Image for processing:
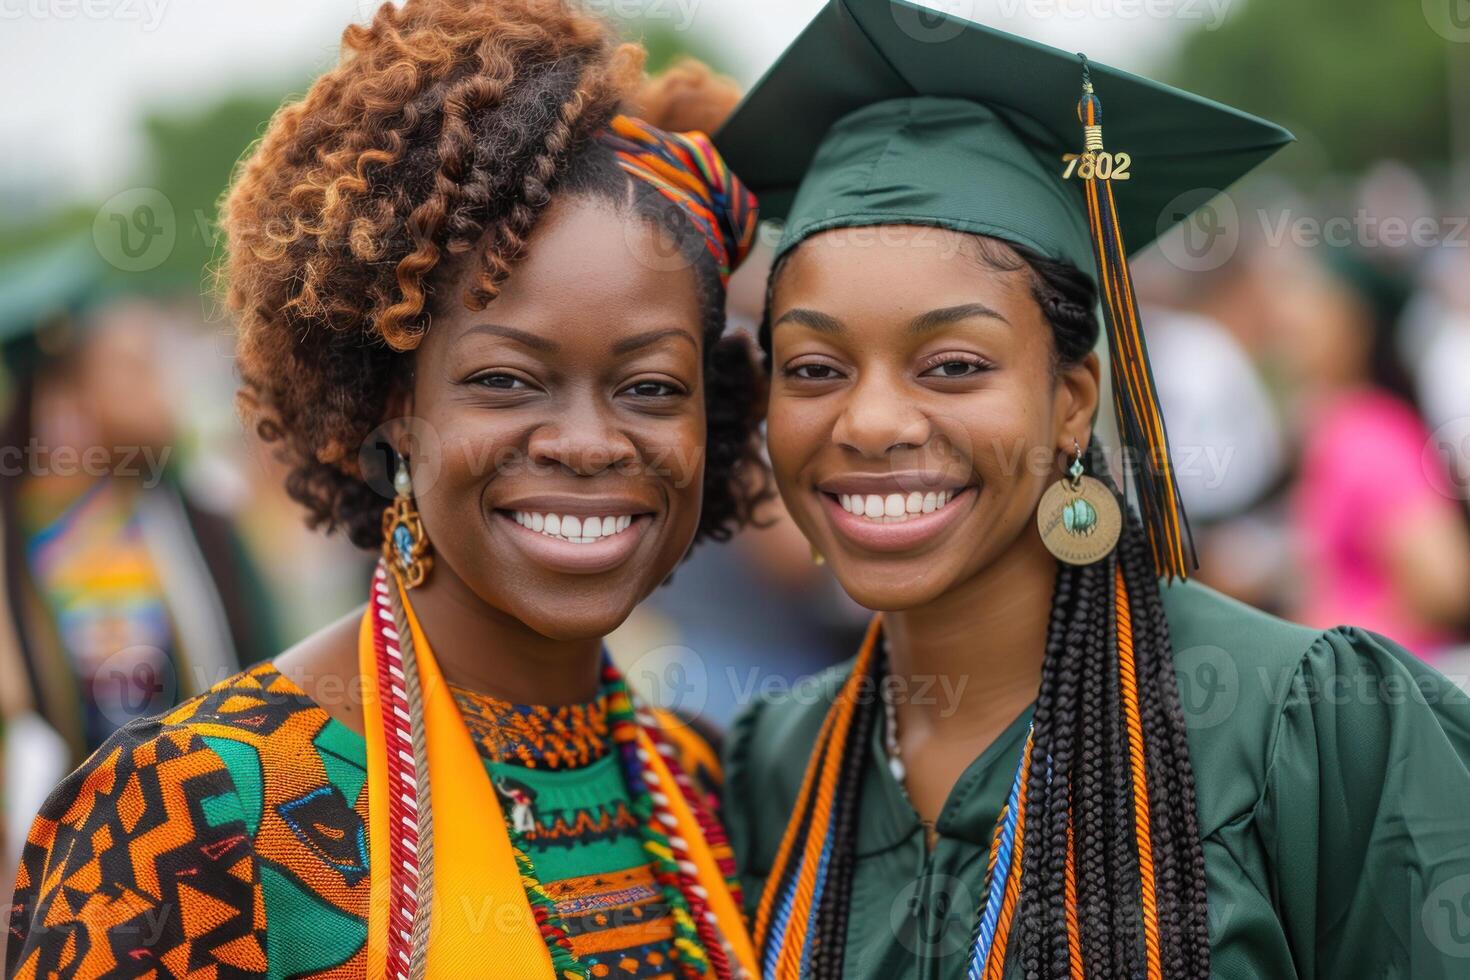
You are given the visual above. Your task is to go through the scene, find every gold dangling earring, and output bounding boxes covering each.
[382,453,433,588]
[811,543,826,566]
[1037,438,1121,565]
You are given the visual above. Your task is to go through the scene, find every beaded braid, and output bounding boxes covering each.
[506,830,587,978]
[603,672,721,980]
[626,703,741,980]
[636,707,745,909]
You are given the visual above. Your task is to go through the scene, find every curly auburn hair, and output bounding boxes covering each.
[222,0,766,550]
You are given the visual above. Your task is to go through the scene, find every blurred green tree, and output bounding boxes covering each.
[139,92,292,293]
[1165,0,1455,178]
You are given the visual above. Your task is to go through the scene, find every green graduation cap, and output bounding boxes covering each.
[715,0,1293,579]
[0,235,110,372]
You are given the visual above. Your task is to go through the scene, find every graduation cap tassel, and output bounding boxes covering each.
[1075,57,1197,582]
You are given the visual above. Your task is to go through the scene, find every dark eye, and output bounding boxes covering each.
[791,363,842,381]
[921,358,988,379]
[625,379,680,398]
[471,372,529,390]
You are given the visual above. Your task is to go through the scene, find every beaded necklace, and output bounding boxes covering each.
[370,565,739,979]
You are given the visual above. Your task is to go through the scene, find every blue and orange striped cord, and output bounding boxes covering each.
[756,617,882,977]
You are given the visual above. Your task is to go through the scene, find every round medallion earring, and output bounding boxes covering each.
[1036,439,1121,565]
[382,453,433,588]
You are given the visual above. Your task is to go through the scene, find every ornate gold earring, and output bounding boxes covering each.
[1037,439,1121,565]
[382,453,432,588]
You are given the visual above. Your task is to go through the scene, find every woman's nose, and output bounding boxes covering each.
[831,374,933,458]
[526,394,638,476]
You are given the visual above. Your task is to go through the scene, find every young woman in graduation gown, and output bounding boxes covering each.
[714,1,1470,978]
[6,1,765,976]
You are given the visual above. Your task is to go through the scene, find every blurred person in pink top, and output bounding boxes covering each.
[1276,244,1470,657]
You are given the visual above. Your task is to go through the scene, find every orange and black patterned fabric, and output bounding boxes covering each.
[7,662,726,979]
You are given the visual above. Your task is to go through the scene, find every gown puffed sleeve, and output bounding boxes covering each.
[1256,626,1470,980]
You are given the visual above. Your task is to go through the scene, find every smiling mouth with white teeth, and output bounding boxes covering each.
[510,511,636,545]
[834,490,960,523]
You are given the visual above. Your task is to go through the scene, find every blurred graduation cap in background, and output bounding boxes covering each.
[0,235,111,375]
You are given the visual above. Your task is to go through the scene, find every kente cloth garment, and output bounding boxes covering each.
[7,662,726,979]
[723,580,1470,980]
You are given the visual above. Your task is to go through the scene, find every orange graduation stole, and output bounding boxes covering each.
[358,563,757,979]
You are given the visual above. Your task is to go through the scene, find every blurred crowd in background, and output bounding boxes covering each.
[3,0,1470,887]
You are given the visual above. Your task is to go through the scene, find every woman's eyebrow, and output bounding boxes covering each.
[465,323,558,352]
[611,327,699,356]
[772,308,845,333]
[908,302,1010,334]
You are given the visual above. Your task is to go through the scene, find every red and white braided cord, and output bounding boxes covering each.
[371,565,420,980]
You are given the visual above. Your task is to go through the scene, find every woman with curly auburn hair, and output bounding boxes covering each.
[6,1,764,977]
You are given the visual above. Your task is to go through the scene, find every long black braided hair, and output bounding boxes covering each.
[757,233,1211,979]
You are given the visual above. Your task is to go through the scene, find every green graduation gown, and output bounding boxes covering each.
[722,581,1470,978]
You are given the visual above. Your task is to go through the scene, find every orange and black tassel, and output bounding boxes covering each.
[1076,55,1196,581]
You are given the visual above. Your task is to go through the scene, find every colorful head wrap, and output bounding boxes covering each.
[598,115,759,286]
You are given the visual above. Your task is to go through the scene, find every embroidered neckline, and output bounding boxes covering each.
[451,684,612,770]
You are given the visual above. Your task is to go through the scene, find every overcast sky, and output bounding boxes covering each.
[0,0,1201,205]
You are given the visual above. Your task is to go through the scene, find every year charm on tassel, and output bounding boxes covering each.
[1061,150,1131,180]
